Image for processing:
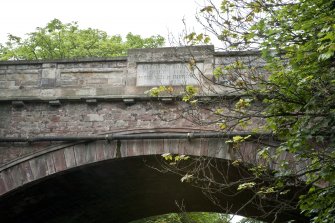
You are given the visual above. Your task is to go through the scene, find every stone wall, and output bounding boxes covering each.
[0,100,226,165]
[0,45,265,100]
[0,45,264,166]
[0,45,215,100]
[0,101,210,138]
[0,59,127,100]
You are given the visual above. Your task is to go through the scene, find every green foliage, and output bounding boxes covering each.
[145,86,174,97]
[213,66,224,79]
[235,98,252,110]
[162,153,190,166]
[182,85,198,103]
[188,0,335,221]
[185,32,211,45]
[237,182,256,191]
[130,212,230,223]
[255,2,335,220]
[0,19,164,60]
[226,135,251,144]
[218,121,227,130]
[238,218,263,223]
[299,184,335,223]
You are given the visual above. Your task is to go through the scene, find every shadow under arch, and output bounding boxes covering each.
[0,155,308,223]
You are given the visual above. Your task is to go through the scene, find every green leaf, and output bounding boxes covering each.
[237,182,256,191]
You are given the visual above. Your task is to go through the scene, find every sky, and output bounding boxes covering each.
[0,0,209,45]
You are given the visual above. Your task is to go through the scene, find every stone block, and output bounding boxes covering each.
[96,87,123,96]
[87,78,108,85]
[49,100,61,106]
[40,78,56,88]
[42,63,57,69]
[57,64,66,69]
[161,98,173,103]
[86,114,104,122]
[135,62,204,87]
[86,99,98,104]
[63,147,77,169]
[0,74,6,81]
[85,62,103,68]
[116,62,127,67]
[0,105,11,128]
[126,77,136,86]
[0,81,7,89]
[61,68,124,73]
[29,156,48,180]
[123,98,135,106]
[75,88,96,96]
[106,74,124,86]
[42,68,57,79]
[52,150,67,172]
[124,86,149,95]
[60,89,76,97]
[7,81,16,89]
[58,79,78,86]
[40,89,57,97]
[20,80,39,87]
[6,73,38,81]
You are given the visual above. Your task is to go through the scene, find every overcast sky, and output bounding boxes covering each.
[0,0,210,45]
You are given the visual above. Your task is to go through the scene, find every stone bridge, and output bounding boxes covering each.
[0,46,306,222]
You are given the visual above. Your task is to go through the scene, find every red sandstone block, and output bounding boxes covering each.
[0,172,8,195]
[73,144,88,166]
[52,150,67,172]
[95,141,108,161]
[8,165,24,188]
[85,143,97,163]
[29,156,48,180]
[164,139,179,154]
[142,140,151,155]
[44,153,56,175]
[63,147,77,169]
[126,140,144,157]
[2,169,14,192]
[200,139,209,156]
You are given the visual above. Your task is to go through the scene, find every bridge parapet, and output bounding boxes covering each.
[0,46,215,100]
[0,45,264,101]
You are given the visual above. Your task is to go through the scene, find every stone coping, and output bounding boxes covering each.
[0,45,262,66]
[214,50,261,56]
[0,57,127,65]
[0,94,245,103]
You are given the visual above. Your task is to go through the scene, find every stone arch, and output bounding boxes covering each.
[0,134,233,196]
[0,129,307,222]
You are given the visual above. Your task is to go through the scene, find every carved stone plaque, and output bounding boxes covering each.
[136,63,203,86]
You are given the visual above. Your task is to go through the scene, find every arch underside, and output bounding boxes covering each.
[0,155,306,223]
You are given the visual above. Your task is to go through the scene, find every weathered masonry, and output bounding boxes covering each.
[0,46,305,223]
[0,46,214,99]
[0,45,267,164]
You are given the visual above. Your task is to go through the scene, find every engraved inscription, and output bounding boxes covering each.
[136,63,203,86]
